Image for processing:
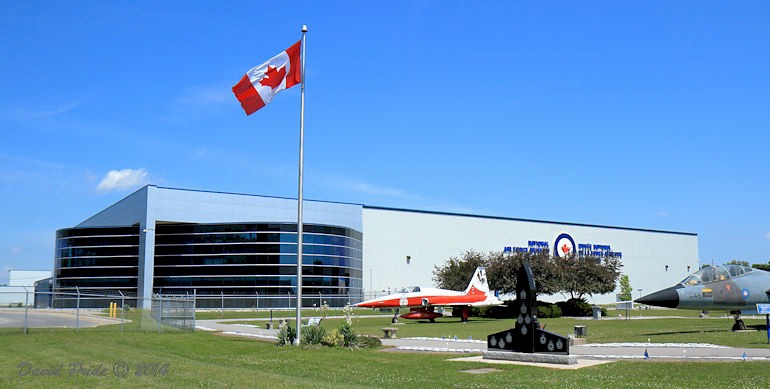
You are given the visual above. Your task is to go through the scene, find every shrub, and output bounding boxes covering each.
[470,301,515,319]
[556,298,593,317]
[357,335,381,348]
[277,325,296,346]
[340,322,358,349]
[301,325,326,346]
[472,300,565,319]
[537,302,562,318]
[322,328,343,347]
[552,304,563,318]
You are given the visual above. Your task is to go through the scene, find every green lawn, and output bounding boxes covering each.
[2,309,770,388]
[3,329,770,389]
[228,311,770,349]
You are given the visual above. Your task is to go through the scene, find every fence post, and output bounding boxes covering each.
[157,293,162,334]
[221,291,224,318]
[255,291,259,312]
[119,291,125,333]
[22,287,29,335]
[288,292,291,309]
[75,286,80,333]
[319,292,322,309]
[193,289,197,331]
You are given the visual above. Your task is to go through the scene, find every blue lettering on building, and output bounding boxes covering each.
[506,240,621,258]
[503,240,551,254]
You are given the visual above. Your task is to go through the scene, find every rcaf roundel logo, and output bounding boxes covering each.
[554,233,576,258]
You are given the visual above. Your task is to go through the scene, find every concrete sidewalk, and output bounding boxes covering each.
[572,342,770,362]
[196,319,280,341]
[197,319,770,362]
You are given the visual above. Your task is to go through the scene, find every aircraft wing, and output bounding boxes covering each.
[433,298,503,307]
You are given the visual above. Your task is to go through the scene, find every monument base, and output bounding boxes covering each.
[570,337,586,346]
[483,350,578,365]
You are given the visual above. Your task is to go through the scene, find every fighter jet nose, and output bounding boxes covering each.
[635,286,680,308]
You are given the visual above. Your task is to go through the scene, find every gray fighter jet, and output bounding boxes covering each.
[635,264,770,330]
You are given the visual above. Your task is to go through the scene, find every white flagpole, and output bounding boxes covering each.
[294,25,307,346]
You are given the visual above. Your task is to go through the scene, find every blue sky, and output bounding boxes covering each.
[2,1,769,283]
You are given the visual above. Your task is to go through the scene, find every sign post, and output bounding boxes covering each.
[757,304,770,344]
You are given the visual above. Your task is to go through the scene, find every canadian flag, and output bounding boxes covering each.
[232,40,301,115]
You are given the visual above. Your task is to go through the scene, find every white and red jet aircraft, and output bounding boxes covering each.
[356,267,502,322]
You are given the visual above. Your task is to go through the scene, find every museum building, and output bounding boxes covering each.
[53,185,699,308]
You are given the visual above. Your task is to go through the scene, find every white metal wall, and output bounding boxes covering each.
[362,207,699,304]
[9,270,51,287]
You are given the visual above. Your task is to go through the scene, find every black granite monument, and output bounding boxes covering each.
[487,262,570,354]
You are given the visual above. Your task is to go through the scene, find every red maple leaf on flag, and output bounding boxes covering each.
[259,65,287,89]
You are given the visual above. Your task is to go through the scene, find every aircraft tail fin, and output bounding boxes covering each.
[464,267,491,296]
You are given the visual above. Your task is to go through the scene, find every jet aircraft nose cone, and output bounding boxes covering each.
[635,286,680,308]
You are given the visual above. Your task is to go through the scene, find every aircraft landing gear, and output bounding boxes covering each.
[731,311,747,331]
[459,306,470,322]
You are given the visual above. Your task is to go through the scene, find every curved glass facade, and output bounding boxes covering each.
[55,226,140,291]
[54,222,363,307]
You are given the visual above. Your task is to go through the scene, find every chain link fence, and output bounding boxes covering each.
[150,293,196,332]
[1,288,371,335]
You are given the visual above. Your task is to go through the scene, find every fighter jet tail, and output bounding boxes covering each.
[464,267,491,296]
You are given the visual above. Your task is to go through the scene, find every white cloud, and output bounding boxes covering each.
[766,232,770,241]
[97,168,149,192]
[324,176,419,199]
[350,182,414,198]
[13,101,80,119]
[9,247,21,255]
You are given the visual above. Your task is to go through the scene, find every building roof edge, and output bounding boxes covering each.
[362,205,698,237]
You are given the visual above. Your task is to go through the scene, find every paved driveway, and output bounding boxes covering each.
[0,309,123,328]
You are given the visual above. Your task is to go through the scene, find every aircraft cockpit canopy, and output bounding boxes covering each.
[680,265,753,286]
[400,286,421,293]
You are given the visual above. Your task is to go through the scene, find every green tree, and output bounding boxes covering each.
[486,251,560,295]
[432,250,558,295]
[617,274,632,301]
[431,250,488,290]
[752,261,770,271]
[727,259,750,267]
[554,254,622,300]
[433,250,621,299]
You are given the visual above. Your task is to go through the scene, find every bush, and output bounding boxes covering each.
[470,301,515,319]
[322,328,343,347]
[301,325,326,346]
[340,322,358,348]
[472,300,564,319]
[277,325,296,346]
[537,302,562,318]
[556,298,593,317]
[357,335,381,348]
